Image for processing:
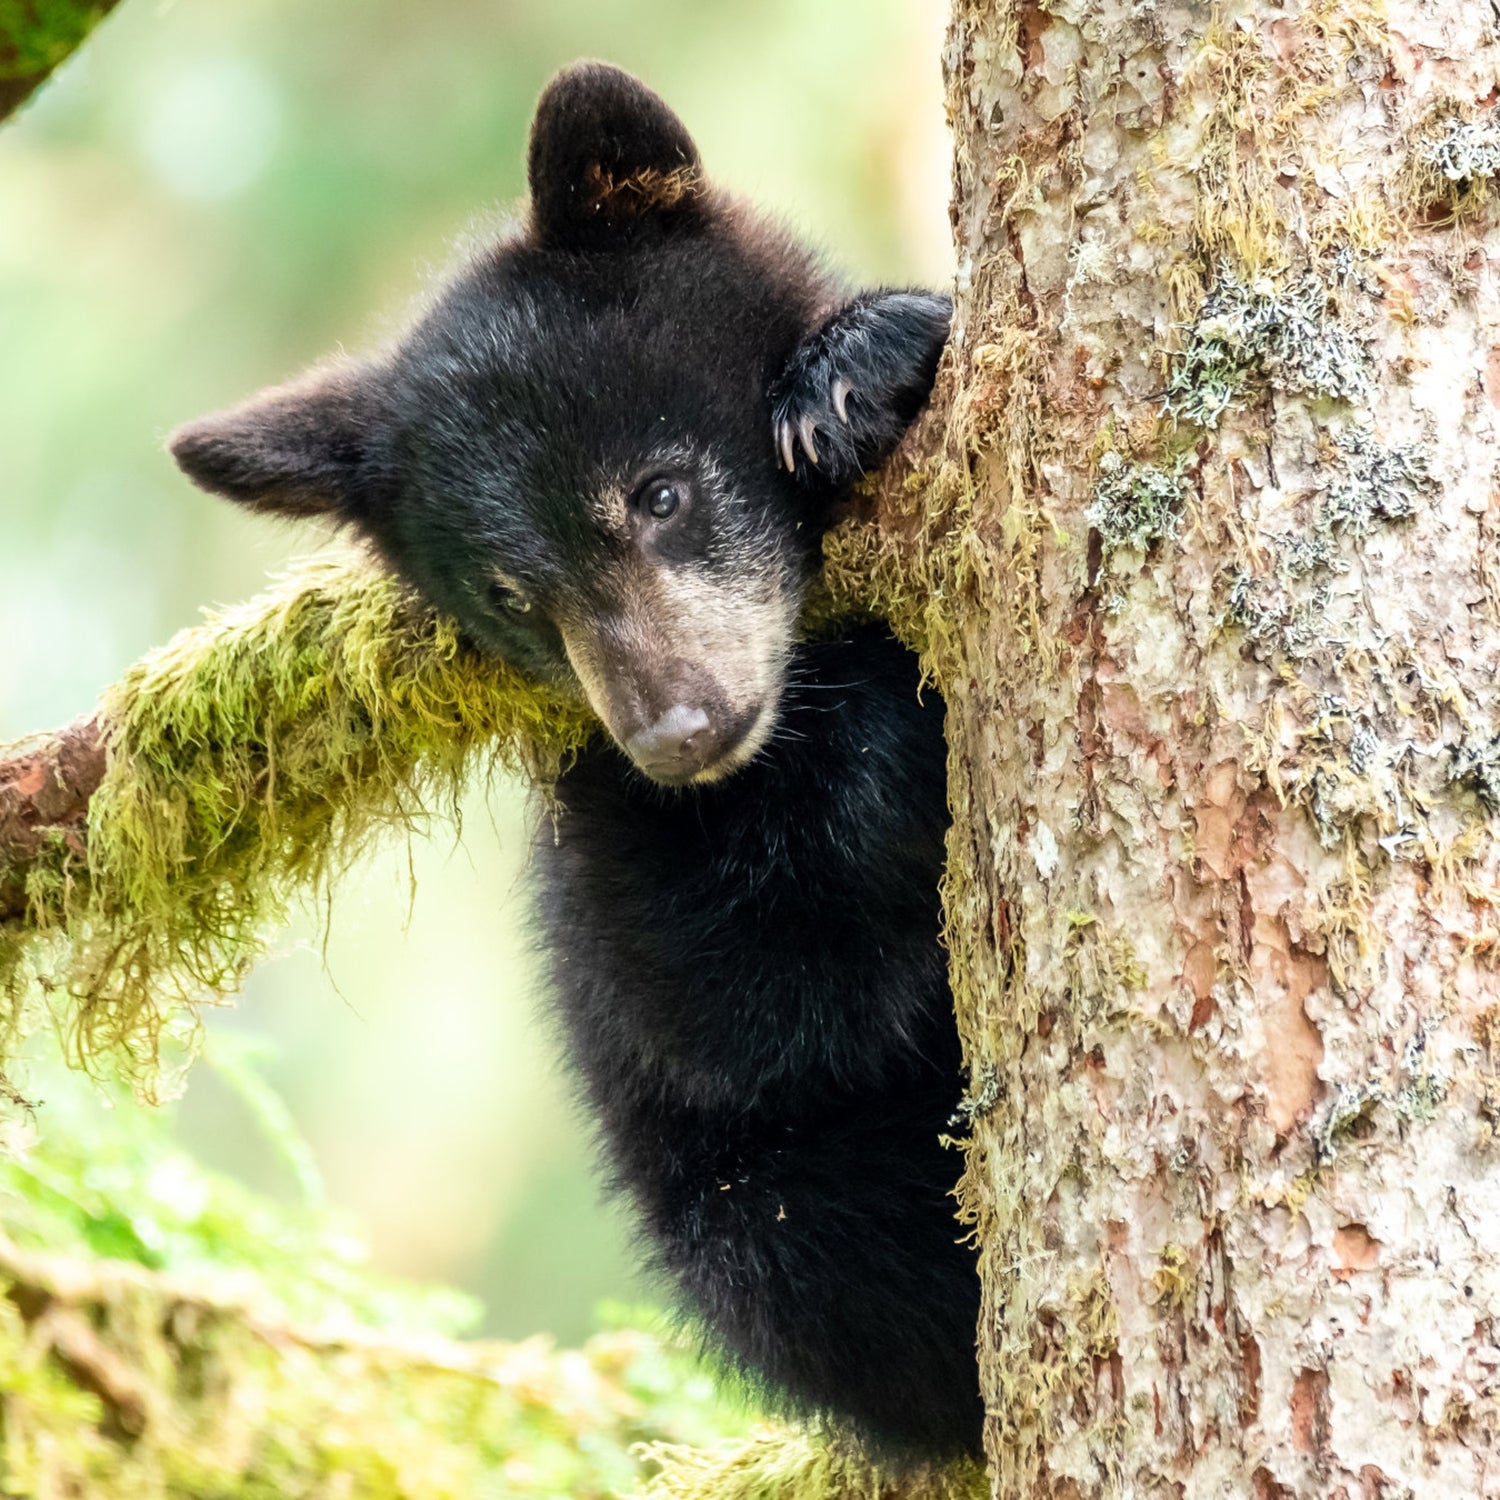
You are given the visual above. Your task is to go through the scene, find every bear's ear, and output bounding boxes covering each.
[168,361,389,522]
[527,62,708,252]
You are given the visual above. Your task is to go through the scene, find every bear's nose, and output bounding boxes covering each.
[625,704,714,780]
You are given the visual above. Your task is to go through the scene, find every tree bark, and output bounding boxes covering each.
[9,3,1500,1495]
[838,1,1500,1494]
[0,720,104,922]
[0,1,124,123]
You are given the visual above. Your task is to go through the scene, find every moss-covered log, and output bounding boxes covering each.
[0,0,124,122]
[0,1066,988,1500]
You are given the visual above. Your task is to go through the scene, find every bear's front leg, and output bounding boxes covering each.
[769,290,951,486]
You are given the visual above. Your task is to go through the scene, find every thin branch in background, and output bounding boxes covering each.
[0,1,126,124]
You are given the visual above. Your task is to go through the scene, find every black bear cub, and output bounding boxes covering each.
[170,62,977,1461]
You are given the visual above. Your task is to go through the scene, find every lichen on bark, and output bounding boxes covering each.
[834,0,1500,1494]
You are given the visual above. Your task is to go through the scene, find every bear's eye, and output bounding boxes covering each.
[487,579,533,616]
[643,480,683,521]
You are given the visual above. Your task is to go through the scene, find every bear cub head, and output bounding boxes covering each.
[170,63,948,785]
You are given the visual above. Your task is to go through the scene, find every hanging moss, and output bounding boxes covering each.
[0,553,595,1102]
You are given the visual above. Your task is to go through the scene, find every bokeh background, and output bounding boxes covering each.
[0,0,952,1343]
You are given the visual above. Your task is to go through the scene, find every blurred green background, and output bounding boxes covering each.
[0,0,951,1344]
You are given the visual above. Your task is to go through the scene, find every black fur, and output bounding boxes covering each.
[771,292,953,486]
[169,61,974,1461]
[539,629,981,1457]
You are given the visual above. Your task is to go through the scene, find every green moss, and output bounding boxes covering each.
[1,554,595,1101]
[635,1432,986,1500]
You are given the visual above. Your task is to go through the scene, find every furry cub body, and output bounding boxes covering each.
[171,62,977,1460]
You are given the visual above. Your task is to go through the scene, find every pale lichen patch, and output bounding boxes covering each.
[1412,110,1500,203]
[1222,569,1335,659]
[1319,425,1435,537]
[1087,451,1193,568]
[1163,269,1373,430]
[1309,1022,1453,1167]
[1218,423,1433,667]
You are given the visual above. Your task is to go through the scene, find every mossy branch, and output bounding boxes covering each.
[0,1220,981,1499]
[0,553,595,1099]
[0,1226,707,1498]
[0,0,124,122]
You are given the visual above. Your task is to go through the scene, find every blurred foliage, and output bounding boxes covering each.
[0,1063,761,1499]
[0,1066,985,1498]
[0,1061,478,1334]
[0,0,950,1343]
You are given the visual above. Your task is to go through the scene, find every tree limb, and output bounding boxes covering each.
[0,1,125,123]
[0,718,104,922]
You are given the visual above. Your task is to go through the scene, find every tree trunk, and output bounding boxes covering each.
[840,1,1500,1494]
